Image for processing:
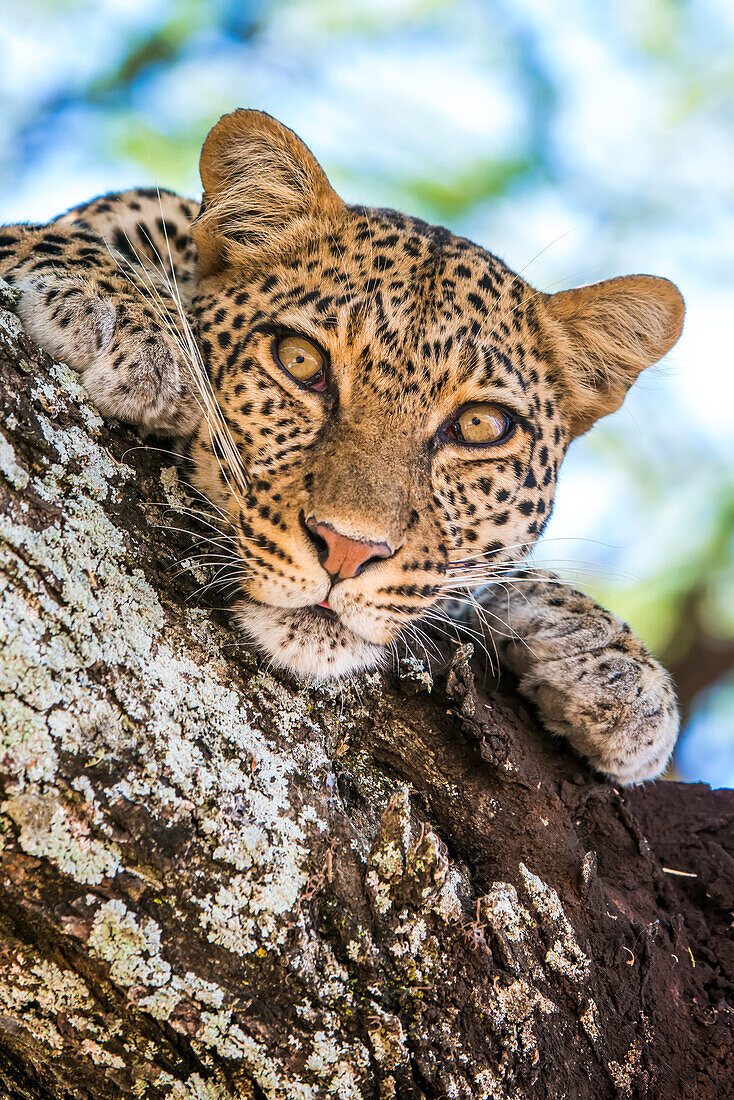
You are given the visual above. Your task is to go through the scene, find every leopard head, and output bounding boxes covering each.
[188,109,684,680]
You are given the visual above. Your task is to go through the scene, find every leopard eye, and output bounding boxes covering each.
[448,404,513,446]
[276,334,327,390]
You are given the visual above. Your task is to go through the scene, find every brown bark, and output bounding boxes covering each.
[0,277,732,1099]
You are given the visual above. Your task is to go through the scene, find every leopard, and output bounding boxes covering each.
[0,108,685,784]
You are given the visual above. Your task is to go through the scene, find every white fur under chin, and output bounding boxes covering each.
[234,600,386,681]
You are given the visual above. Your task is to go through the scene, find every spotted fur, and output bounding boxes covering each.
[0,109,685,782]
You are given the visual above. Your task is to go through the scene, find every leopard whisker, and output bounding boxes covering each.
[172,553,246,574]
[146,238,252,502]
[182,544,247,563]
[183,482,241,524]
[480,230,574,327]
[423,604,498,675]
[171,549,248,574]
[153,523,254,551]
[104,220,250,503]
[447,555,625,574]
[402,623,436,667]
[446,595,505,668]
[142,478,239,526]
[422,605,487,645]
[442,572,614,591]
[154,514,240,539]
[480,579,552,648]
[442,554,625,579]
[408,621,443,661]
[436,592,525,640]
[185,570,250,602]
[119,442,188,463]
[148,198,251,488]
[148,510,240,545]
[448,541,536,566]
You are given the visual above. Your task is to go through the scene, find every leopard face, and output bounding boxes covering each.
[185,110,684,680]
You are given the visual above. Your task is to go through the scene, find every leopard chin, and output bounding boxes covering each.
[234,600,387,681]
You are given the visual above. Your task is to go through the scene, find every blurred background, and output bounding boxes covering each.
[1,0,732,783]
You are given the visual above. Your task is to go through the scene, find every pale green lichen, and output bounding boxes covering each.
[366,786,467,929]
[89,900,172,988]
[138,970,225,1022]
[579,998,601,1042]
[519,862,590,986]
[37,352,105,434]
[304,1030,370,1097]
[434,866,467,923]
[0,426,29,489]
[0,952,129,1071]
[2,790,121,885]
[154,1072,235,1100]
[480,881,540,980]
[0,690,58,785]
[0,299,26,348]
[194,864,307,956]
[365,786,411,915]
[1,450,315,959]
[79,1040,126,1070]
[365,1008,409,1073]
[159,462,190,509]
[397,653,433,693]
[0,343,325,1064]
[35,409,132,502]
[607,1039,644,1096]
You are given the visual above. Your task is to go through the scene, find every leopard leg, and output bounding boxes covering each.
[465,574,679,783]
[0,195,202,437]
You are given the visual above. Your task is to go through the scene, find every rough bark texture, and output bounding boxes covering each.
[0,278,732,1099]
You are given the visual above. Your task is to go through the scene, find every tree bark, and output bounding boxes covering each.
[0,277,732,1100]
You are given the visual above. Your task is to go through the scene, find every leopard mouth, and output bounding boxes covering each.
[233,597,387,680]
[310,601,338,621]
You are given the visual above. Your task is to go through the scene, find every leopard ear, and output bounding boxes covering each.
[542,274,685,438]
[193,109,345,277]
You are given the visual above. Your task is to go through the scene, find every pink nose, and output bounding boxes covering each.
[305,518,394,581]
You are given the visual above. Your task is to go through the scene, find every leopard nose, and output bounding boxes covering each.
[304,517,394,581]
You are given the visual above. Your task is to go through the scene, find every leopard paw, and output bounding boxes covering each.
[468,578,680,784]
[16,275,203,437]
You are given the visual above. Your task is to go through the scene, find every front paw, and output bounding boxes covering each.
[523,652,679,784]
[16,276,202,436]
[471,580,680,783]
[16,275,115,367]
